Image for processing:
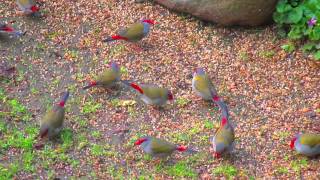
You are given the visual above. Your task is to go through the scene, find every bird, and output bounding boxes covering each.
[192,68,220,102]
[83,62,121,90]
[290,133,320,157]
[134,136,196,158]
[122,81,173,106]
[39,91,69,139]
[0,22,25,37]
[211,115,235,158]
[16,0,40,17]
[102,19,155,51]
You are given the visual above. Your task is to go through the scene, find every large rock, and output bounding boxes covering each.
[154,0,278,26]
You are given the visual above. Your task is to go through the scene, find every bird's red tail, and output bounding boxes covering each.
[176,145,188,152]
[83,81,97,90]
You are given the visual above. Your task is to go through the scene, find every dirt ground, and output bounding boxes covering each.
[0,0,319,179]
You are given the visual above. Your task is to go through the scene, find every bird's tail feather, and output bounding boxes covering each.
[83,84,94,90]
[61,91,70,103]
[120,80,143,94]
[186,148,198,154]
[120,80,131,86]
[102,36,115,42]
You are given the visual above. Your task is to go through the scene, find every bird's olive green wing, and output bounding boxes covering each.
[214,125,234,145]
[150,138,176,154]
[300,134,320,147]
[41,107,64,129]
[17,0,35,7]
[142,86,166,99]
[97,70,118,85]
[194,75,212,97]
[122,23,144,40]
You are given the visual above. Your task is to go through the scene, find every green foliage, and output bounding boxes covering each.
[273,0,320,60]
[1,129,34,150]
[176,97,191,107]
[166,161,197,178]
[81,100,102,114]
[0,163,19,179]
[8,98,31,121]
[204,119,214,129]
[290,158,308,172]
[213,165,238,179]
[61,129,74,150]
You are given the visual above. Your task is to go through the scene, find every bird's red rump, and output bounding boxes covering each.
[176,145,187,152]
[111,35,128,41]
[142,19,155,25]
[290,137,297,149]
[221,117,228,126]
[90,81,97,86]
[1,26,14,32]
[134,138,147,145]
[212,96,220,102]
[130,83,144,94]
[31,5,40,13]
[213,152,221,158]
[59,101,65,107]
[168,92,173,100]
[40,129,49,139]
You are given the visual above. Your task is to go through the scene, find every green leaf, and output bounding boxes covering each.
[288,26,303,39]
[302,42,316,52]
[309,26,320,41]
[314,50,320,60]
[281,43,295,53]
[276,0,291,13]
[286,6,303,23]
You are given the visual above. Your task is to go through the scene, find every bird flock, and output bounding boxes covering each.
[1,0,319,164]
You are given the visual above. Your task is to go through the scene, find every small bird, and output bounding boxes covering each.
[192,68,220,102]
[134,136,196,158]
[0,23,25,37]
[16,0,40,16]
[290,133,320,157]
[103,19,155,43]
[39,91,69,139]
[211,116,235,158]
[122,81,173,106]
[83,62,121,90]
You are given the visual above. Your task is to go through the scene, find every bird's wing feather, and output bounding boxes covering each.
[300,134,320,147]
[121,23,144,39]
[97,70,118,85]
[194,75,212,98]
[214,125,234,145]
[17,0,34,8]
[150,138,175,154]
[142,86,165,99]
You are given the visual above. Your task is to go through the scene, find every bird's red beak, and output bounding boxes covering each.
[290,137,297,149]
